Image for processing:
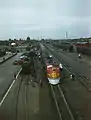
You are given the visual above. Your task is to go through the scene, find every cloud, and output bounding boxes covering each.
[0,0,90,39]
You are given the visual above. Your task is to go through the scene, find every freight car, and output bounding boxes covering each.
[77,47,91,55]
[21,61,31,74]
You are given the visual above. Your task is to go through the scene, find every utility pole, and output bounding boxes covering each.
[65,31,68,39]
[66,31,68,39]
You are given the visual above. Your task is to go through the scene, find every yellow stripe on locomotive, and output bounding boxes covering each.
[47,71,60,79]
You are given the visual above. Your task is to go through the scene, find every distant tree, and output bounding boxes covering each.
[69,45,73,52]
[14,39,17,41]
[19,38,22,41]
[5,40,9,45]
[26,36,30,41]
[9,38,12,41]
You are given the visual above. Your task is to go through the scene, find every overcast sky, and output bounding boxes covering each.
[0,0,90,39]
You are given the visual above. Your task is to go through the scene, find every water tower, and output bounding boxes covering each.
[10,42,16,53]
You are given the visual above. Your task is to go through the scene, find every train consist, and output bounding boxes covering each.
[21,44,42,74]
[44,55,62,85]
[53,41,91,56]
[18,43,62,85]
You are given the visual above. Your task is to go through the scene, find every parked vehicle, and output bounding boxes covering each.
[13,59,23,65]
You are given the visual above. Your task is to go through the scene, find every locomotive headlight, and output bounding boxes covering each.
[59,63,63,69]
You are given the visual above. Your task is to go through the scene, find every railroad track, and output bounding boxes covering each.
[50,84,75,120]
[15,75,29,120]
[58,58,91,91]
[56,56,91,91]
[75,73,91,91]
[57,57,91,91]
[44,44,91,91]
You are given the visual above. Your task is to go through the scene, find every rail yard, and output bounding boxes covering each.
[0,41,91,120]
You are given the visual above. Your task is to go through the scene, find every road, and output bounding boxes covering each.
[0,50,59,120]
[0,53,22,102]
[0,53,13,63]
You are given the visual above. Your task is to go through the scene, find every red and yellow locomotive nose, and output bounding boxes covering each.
[47,66,60,79]
[51,72,57,78]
